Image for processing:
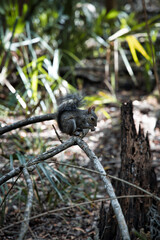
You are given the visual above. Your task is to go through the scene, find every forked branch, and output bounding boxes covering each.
[0,136,130,240]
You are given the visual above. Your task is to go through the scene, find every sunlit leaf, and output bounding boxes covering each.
[119,47,137,85]
[31,71,38,101]
[10,37,40,51]
[108,28,129,41]
[106,9,119,20]
[100,109,111,119]
[41,78,57,109]
[126,35,151,66]
[84,93,117,106]
[16,65,32,98]
[23,56,46,70]
[14,19,25,34]
[126,36,139,65]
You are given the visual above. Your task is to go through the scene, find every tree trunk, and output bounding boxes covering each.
[98,101,160,239]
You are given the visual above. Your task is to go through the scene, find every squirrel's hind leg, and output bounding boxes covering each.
[61,119,77,135]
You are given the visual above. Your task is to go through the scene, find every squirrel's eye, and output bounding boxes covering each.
[91,117,95,122]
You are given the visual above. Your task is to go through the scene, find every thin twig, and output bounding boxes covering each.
[1,137,159,204]
[0,194,151,232]
[26,137,76,167]
[52,124,63,143]
[0,137,76,186]
[18,167,33,240]
[107,174,160,202]
[0,166,23,187]
[0,171,23,208]
[0,113,57,135]
[45,159,160,202]
[1,137,159,240]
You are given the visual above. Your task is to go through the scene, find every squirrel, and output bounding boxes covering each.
[56,94,97,137]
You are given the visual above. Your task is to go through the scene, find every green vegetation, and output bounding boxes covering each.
[0,1,160,238]
[1,0,159,115]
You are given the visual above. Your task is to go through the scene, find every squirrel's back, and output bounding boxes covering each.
[57,94,83,132]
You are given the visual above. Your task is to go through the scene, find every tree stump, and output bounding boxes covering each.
[98,101,160,239]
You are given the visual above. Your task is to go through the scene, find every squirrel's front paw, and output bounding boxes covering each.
[79,129,89,138]
[73,131,81,136]
[82,129,89,135]
[73,129,89,138]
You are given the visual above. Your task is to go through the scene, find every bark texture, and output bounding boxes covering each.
[98,101,159,240]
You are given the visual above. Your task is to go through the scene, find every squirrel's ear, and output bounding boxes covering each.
[91,106,95,111]
[88,106,95,113]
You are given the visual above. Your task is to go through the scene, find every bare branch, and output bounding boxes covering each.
[2,136,158,239]
[1,136,159,202]
[1,195,151,232]
[0,113,57,135]
[0,166,23,186]
[76,137,130,240]
[45,159,160,202]
[107,174,160,202]
[0,137,76,186]
[52,124,63,143]
[18,167,33,240]
[0,172,23,208]
[27,137,76,167]
[1,134,158,240]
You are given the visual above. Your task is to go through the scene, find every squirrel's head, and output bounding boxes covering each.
[87,106,97,131]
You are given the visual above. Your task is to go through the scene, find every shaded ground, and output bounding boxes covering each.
[0,90,160,239]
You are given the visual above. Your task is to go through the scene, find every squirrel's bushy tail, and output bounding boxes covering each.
[58,94,84,112]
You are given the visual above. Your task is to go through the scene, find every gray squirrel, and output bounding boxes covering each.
[56,94,97,137]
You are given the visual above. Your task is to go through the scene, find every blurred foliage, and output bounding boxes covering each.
[0,0,159,114]
[1,1,160,235]
[0,0,120,116]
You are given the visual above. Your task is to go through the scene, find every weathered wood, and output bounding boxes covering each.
[99,101,159,240]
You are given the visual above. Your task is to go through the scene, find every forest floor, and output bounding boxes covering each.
[1,0,160,237]
[0,87,160,240]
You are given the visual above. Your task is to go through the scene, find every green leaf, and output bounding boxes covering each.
[16,152,26,165]
[48,165,70,186]
[100,109,111,119]
[31,71,38,102]
[84,93,117,106]
[126,36,139,65]
[106,9,119,20]
[63,49,83,64]
[126,35,151,66]
[38,163,63,200]
[119,47,137,85]
[10,154,14,170]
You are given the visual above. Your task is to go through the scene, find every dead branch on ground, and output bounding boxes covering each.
[0,136,130,240]
[18,167,33,240]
